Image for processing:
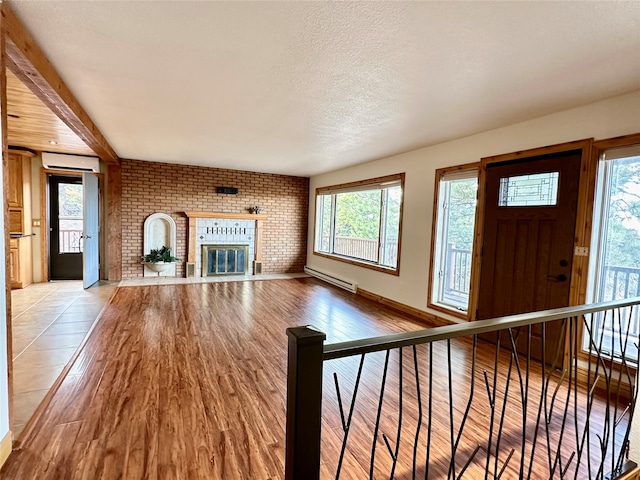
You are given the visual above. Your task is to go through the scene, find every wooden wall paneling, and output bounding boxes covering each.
[1,3,118,164]
[107,164,122,281]
[0,14,14,439]
[6,70,95,156]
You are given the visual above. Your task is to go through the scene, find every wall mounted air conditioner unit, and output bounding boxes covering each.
[42,152,100,173]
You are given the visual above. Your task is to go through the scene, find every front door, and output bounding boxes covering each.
[82,173,100,288]
[477,149,582,361]
[49,175,83,280]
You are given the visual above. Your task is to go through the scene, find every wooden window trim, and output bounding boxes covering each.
[427,162,480,320]
[313,173,404,276]
[575,133,640,366]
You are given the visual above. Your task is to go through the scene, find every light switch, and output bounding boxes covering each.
[32,219,41,227]
[574,246,589,256]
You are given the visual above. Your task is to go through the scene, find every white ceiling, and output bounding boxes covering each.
[8,1,640,176]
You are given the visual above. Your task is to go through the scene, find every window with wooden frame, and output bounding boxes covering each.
[428,165,479,318]
[585,142,640,362]
[314,173,404,274]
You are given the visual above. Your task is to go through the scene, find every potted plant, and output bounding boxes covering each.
[142,246,180,274]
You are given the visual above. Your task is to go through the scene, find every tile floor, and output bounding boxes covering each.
[11,280,117,438]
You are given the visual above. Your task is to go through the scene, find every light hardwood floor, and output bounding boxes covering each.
[0,278,627,479]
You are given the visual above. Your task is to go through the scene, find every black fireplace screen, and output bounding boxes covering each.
[202,245,249,276]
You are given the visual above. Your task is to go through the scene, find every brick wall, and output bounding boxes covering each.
[120,159,309,278]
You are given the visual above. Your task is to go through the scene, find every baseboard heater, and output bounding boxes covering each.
[304,266,358,293]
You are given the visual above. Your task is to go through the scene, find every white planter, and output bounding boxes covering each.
[142,261,175,275]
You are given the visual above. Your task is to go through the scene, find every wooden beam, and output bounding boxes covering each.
[107,164,122,281]
[1,3,119,164]
[0,10,14,443]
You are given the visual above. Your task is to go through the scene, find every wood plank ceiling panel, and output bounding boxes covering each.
[6,69,96,156]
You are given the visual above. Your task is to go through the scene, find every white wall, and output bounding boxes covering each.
[307,90,640,322]
[308,90,640,463]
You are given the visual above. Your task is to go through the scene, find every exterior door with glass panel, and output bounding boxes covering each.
[49,175,83,280]
[477,151,582,361]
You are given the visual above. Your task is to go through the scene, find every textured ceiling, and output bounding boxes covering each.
[7,1,640,176]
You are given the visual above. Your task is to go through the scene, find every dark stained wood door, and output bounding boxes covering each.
[477,150,582,361]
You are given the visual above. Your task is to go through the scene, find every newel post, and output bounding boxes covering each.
[285,326,326,480]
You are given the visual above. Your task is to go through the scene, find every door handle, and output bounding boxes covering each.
[80,235,91,239]
[547,274,567,282]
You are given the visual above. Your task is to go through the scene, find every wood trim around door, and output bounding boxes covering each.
[41,169,105,283]
[468,138,594,321]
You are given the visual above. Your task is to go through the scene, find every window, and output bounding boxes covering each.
[314,174,404,273]
[429,167,478,314]
[586,145,640,361]
[498,171,559,207]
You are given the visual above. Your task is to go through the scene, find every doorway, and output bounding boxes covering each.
[477,149,583,361]
[48,175,83,280]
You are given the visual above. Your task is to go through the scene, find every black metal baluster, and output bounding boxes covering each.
[412,345,422,480]
[495,449,515,480]
[615,306,639,473]
[543,319,568,476]
[493,328,520,478]
[424,343,433,480]
[451,336,478,479]
[526,322,546,480]
[335,353,366,480]
[484,330,501,480]
[388,348,403,480]
[582,312,613,478]
[369,350,391,480]
[571,317,580,479]
[549,317,577,478]
[447,340,457,479]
